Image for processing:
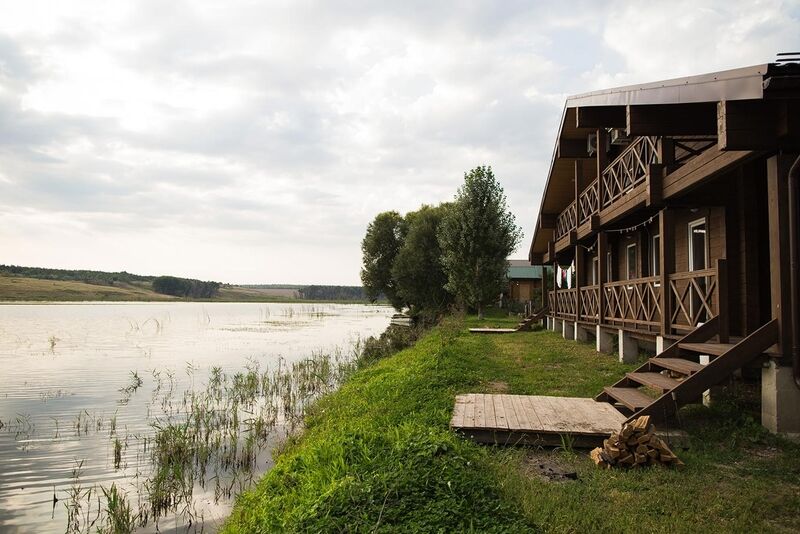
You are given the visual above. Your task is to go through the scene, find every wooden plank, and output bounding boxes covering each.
[649,357,703,375]
[464,394,476,427]
[679,342,735,356]
[492,394,508,430]
[502,395,521,430]
[627,103,717,136]
[576,106,626,128]
[484,393,497,429]
[662,148,757,198]
[626,372,680,392]
[524,395,557,432]
[603,387,653,411]
[451,395,467,428]
[474,394,486,429]
[512,394,542,430]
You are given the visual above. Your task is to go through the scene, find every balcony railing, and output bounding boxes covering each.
[600,136,659,209]
[668,267,718,332]
[603,277,662,332]
[547,263,724,337]
[578,178,599,225]
[549,288,577,319]
[554,200,577,241]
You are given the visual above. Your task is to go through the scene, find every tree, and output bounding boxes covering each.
[360,211,404,309]
[438,166,522,319]
[391,203,454,317]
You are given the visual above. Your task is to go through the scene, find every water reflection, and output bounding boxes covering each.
[0,302,392,532]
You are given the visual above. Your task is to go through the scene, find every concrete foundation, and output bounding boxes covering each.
[596,326,614,353]
[553,318,563,333]
[618,330,638,364]
[698,355,725,407]
[656,335,675,354]
[562,320,575,340]
[575,324,591,343]
[762,361,800,438]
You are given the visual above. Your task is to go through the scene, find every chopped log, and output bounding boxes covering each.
[588,415,682,470]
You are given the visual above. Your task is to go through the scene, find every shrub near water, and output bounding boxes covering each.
[224,322,535,532]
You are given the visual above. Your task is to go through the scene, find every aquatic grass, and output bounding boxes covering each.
[97,484,136,534]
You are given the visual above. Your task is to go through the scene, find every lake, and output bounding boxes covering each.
[0,302,393,532]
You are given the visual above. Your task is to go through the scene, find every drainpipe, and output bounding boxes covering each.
[789,153,800,388]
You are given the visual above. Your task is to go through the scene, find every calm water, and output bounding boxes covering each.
[0,302,392,532]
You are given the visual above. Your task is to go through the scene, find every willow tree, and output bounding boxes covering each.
[438,166,522,319]
[360,211,404,309]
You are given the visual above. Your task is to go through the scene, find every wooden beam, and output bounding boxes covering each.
[646,164,664,208]
[659,209,674,337]
[539,213,557,230]
[627,103,717,136]
[576,106,626,128]
[767,154,794,357]
[529,252,543,264]
[557,138,593,159]
[718,100,800,151]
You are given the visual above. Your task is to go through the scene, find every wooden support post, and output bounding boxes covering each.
[598,231,608,327]
[767,155,794,357]
[596,129,609,180]
[575,245,584,322]
[715,258,729,343]
[659,208,674,337]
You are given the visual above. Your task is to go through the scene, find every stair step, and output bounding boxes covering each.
[679,342,736,356]
[603,387,654,411]
[626,372,681,392]
[649,357,704,376]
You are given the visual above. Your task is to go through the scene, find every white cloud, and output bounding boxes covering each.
[0,1,798,283]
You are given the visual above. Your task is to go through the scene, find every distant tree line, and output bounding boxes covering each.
[1,264,222,299]
[361,166,521,320]
[0,264,150,285]
[152,276,221,298]
[297,285,366,301]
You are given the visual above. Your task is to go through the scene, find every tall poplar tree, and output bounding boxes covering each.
[438,166,522,319]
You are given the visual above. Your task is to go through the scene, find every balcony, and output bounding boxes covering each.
[551,135,718,245]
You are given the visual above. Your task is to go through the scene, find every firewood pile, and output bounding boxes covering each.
[590,416,684,469]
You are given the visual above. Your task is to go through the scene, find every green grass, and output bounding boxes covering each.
[224,317,800,533]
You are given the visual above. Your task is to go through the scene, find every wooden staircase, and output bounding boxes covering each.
[595,316,779,422]
[517,306,549,332]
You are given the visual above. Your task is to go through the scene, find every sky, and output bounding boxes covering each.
[1,1,798,285]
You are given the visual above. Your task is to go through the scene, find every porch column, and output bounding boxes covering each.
[764,154,800,436]
[658,208,674,346]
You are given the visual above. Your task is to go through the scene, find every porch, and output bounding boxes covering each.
[548,259,727,338]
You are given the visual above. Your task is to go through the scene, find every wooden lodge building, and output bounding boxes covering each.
[527,62,800,436]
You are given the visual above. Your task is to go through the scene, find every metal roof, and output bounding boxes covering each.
[507,260,542,280]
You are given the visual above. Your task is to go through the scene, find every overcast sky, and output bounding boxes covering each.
[1,1,798,284]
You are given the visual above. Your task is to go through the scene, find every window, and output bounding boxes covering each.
[591,257,599,285]
[626,243,637,280]
[688,219,708,271]
[651,234,661,285]
[606,251,613,283]
[688,218,709,323]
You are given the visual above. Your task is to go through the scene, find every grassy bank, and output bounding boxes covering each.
[225,314,800,533]
[0,275,373,304]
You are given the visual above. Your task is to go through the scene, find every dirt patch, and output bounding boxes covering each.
[485,380,510,393]
[521,451,579,483]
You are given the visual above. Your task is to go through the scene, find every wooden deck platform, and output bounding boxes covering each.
[468,328,518,334]
[451,393,627,448]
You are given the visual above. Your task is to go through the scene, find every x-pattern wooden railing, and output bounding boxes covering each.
[578,178,599,224]
[600,136,659,209]
[579,285,599,321]
[603,277,661,331]
[668,268,717,330]
[555,200,577,240]
[673,136,717,165]
[549,288,577,319]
